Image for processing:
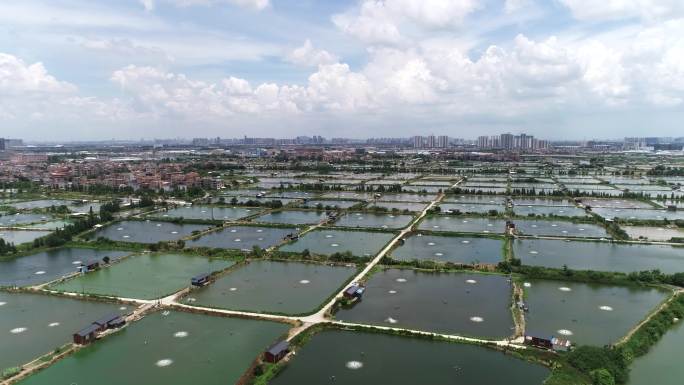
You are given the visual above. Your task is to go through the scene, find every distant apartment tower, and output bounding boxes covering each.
[500,133,514,149]
[413,136,424,148]
[0,138,5,151]
[437,135,449,148]
[426,135,437,148]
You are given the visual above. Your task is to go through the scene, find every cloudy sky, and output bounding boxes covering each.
[1,0,683,141]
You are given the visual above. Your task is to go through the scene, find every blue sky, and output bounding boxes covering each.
[1,0,683,141]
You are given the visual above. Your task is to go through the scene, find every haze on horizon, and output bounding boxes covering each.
[1,0,683,141]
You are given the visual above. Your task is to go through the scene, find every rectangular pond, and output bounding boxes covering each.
[186,226,295,250]
[0,213,55,227]
[0,247,131,287]
[279,229,395,257]
[336,269,514,337]
[155,206,258,221]
[513,239,684,273]
[186,260,356,315]
[298,200,360,209]
[513,205,589,218]
[579,198,654,209]
[523,279,668,346]
[439,203,504,215]
[623,226,684,241]
[391,234,503,265]
[254,210,329,225]
[18,311,290,385]
[0,292,122,371]
[269,329,549,385]
[512,198,574,206]
[378,193,435,202]
[443,195,507,204]
[87,221,211,243]
[367,201,427,212]
[334,213,413,229]
[592,207,684,221]
[51,253,234,299]
[0,230,48,245]
[418,216,507,234]
[514,219,608,238]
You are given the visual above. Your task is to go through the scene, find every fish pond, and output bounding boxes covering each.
[390,234,503,265]
[523,280,668,346]
[269,330,550,385]
[367,201,427,212]
[514,219,608,238]
[298,200,360,209]
[439,203,504,214]
[0,292,122,370]
[334,212,414,229]
[186,260,356,315]
[418,216,508,234]
[51,253,233,299]
[155,206,258,220]
[336,269,514,337]
[0,247,131,287]
[18,311,290,385]
[592,207,684,221]
[628,319,684,385]
[279,229,395,257]
[186,226,294,250]
[87,220,210,243]
[254,210,329,225]
[0,230,48,245]
[513,239,684,273]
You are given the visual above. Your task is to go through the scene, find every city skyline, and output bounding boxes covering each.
[2,0,684,140]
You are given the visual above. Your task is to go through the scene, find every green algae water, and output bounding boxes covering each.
[628,320,684,385]
[0,248,131,287]
[187,260,356,314]
[269,329,549,385]
[0,292,121,370]
[51,253,233,299]
[19,311,290,385]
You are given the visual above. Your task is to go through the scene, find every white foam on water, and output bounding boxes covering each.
[116,228,123,231]
[466,279,477,284]
[119,306,127,310]
[230,229,237,233]
[0,302,6,306]
[427,242,436,246]
[432,225,440,228]
[434,252,443,256]
[470,316,484,323]
[381,225,388,228]
[162,311,170,316]
[48,322,60,327]
[559,287,572,292]
[385,317,398,324]
[229,287,237,291]
[557,329,573,336]
[388,290,397,294]
[531,224,538,228]
[462,220,469,223]
[201,210,207,213]
[599,306,613,311]
[257,237,264,241]
[10,327,27,334]
[561,230,568,234]
[487,224,493,227]
[529,250,538,255]
[186,298,196,303]
[299,280,310,284]
[461,240,470,244]
[395,278,407,283]
[346,361,364,370]
[156,359,173,367]
[234,238,241,242]
[483,230,490,233]
[388,215,395,218]
[123,235,130,238]
[171,231,178,234]
[325,235,333,238]
[156,224,162,227]
[417,233,423,237]
[35,271,46,275]
[174,331,189,338]
[523,282,532,288]
[579,228,585,231]
[72,261,82,265]
[256,229,263,233]
[330,243,339,247]
[551,224,558,227]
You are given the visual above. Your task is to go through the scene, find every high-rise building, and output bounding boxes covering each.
[500,133,514,149]
[426,135,437,148]
[437,135,449,148]
[413,136,423,148]
[0,138,5,151]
